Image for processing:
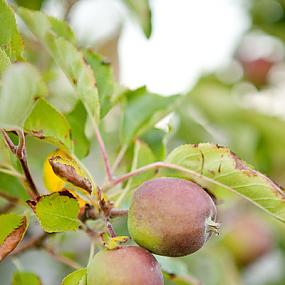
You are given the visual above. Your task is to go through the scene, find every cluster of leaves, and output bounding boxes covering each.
[1,0,285,284]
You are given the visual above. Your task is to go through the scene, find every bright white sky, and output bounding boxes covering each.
[120,0,249,94]
[66,0,249,94]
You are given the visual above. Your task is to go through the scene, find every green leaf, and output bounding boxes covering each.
[61,268,87,285]
[0,214,22,244]
[0,0,24,61]
[17,7,75,43]
[84,50,115,118]
[0,173,29,200]
[140,128,167,160]
[163,143,285,223]
[0,63,47,127]
[121,87,179,145]
[15,0,44,10]
[24,98,72,150]
[27,191,80,233]
[45,35,100,123]
[17,8,100,123]
[12,272,42,285]
[67,101,90,159]
[183,75,285,179]
[122,0,152,38]
[0,214,28,261]
[0,47,10,76]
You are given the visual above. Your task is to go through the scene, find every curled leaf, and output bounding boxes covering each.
[47,149,92,193]
[0,214,28,261]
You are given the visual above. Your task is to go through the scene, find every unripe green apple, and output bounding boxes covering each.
[87,246,163,285]
[128,177,218,257]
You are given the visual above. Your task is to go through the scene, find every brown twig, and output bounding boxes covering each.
[64,0,77,21]
[1,129,39,199]
[106,220,116,238]
[97,188,117,237]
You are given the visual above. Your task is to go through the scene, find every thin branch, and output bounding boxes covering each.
[109,208,128,218]
[111,144,128,173]
[12,232,50,256]
[1,129,39,199]
[106,220,116,238]
[64,0,77,21]
[106,162,196,190]
[1,129,17,153]
[90,118,113,183]
[16,130,39,199]
[106,161,242,206]
[44,245,82,270]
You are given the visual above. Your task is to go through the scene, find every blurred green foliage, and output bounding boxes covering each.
[1,0,285,284]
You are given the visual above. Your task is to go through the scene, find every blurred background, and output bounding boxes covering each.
[2,0,285,284]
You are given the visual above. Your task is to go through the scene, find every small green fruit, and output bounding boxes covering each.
[87,246,163,285]
[128,177,218,257]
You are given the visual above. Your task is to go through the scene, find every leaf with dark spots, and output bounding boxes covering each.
[0,214,28,261]
[48,155,92,193]
[27,192,80,233]
[162,143,285,223]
